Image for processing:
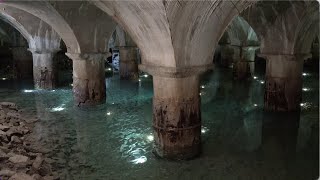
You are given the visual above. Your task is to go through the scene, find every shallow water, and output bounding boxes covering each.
[0,68,318,180]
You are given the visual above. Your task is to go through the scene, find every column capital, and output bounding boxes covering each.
[138,63,214,78]
[65,52,109,61]
[28,48,60,54]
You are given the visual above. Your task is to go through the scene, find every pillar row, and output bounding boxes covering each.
[29,49,59,89]
[119,46,139,80]
[140,64,213,160]
[233,46,258,80]
[262,54,304,112]
[66,53,106,107]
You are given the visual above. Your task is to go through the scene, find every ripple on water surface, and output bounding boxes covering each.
[0,72,318,180]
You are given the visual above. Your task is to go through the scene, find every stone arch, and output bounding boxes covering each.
[50,1,117,53]
[242,1,318,56]
[94,1,176,67]
[221,16,260,47]
[0,11,32,45]
[294,1,319,55]
[109,25,137,49]
[94,1,255,69]
[1,1,80,53]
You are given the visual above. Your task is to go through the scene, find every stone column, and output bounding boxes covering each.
[119,46,138,80]
[66,53,106,107]
[11,47,33,79]
[153,76,201,159]
[262,54,304,111]
[140,64,212,160]
[233,46,258,80]
[219,44,234,68]
[29,49,59,89]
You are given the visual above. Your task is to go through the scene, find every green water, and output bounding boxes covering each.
[0,68,318,180]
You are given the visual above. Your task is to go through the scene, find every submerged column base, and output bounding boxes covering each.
[30,49,58,89]
[262,54,303,112]
[67,53,106,107]
[152,76,201,160]
[233,61,251,80]
[264,77,302,111]
[119,47,139,80]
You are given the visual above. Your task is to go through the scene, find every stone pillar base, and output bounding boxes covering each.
[264,77,302,111]
[233,61,251,80]
[119,47,138,80]
[152,76,201,160]
[67,53,106,107]
[31,51,57,89]
[262,54,303,112]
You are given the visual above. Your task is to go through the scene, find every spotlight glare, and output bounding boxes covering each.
[23,90,34,93]
[302,88,310,92]
[131,156,147,164]
[254,104,258,107]
[144,74,148,78]
[2,78,6,80]
[253,76,258,79]
[201,127,208,134]
[260,81,265,84]
[106,112,111,116]
[201,85,205,89]
[50,107,64,112]
[147,135,154,141]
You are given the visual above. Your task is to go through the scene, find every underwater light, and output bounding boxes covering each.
[302,88,310,92]
[260,81,265,84]
[70,83,73,87]
[253,76,258,79]
[254,104,258,107]
[300,103,306,107]
[199,93,202,96]
[147,135,154,141]
[302,73,308,76]
[201,127,208,134]
[138,79,141,82]
[51,107,65,112]
[201,85,205,89]
[106,112,111,116]
[131,156,147,164]
[2,77,7,80]
[143,74,148,78]
[112,102,115,105]
[23,90,34,93]
[108,68,112,71]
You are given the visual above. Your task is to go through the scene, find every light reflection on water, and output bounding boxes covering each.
[0,69,318,180]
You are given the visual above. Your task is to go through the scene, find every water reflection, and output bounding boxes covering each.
[0,69,317,179]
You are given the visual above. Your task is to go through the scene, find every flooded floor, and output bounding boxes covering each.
[0,68,318,180]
